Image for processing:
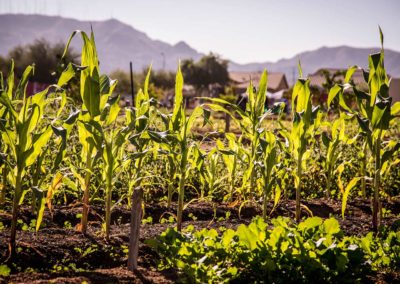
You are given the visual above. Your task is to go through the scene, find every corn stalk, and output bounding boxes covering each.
[149,65,209,231]
[280,63,319,222]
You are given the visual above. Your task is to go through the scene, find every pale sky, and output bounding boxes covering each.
[1,0,399,63]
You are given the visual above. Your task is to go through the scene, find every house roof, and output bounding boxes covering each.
[229,72,288,91]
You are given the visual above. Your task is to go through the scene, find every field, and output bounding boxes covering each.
[0,30,399,283]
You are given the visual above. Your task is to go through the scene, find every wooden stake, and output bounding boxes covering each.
[128,187,143,271]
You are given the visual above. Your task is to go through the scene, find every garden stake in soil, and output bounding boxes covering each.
[128,187,143,271]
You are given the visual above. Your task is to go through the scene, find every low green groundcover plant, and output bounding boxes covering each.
[148,217,400,283]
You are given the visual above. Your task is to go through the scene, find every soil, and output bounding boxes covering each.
[0,197,399,283]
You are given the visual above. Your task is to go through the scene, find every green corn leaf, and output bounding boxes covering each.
[105,95,121,126]
[356,115,371,134]
[62,176,78,192]
[46,172,64,213]
[32,186,45,232]
[16,65,34,100]
[371,96,391,129]
[143,65,151,102]
[6,59,14,100]
[390,101,400,116]
[298,60,303,78]
[256,70,268,117]
[57,90,67,117]
[82,120,104,149]
[185,106,205,135]
[24,125,53,168]
[345,66,358,83]
[321,132,331,147]
[172,64,184,129]
[342,177,362,218]
[81,66,101,117]
[273,183,281,210]
[64,30,101,117]
[57,63,76,87]
[0,87,17,119]
[381,142,400,165]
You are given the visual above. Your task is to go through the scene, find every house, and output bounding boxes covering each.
[229,72,289,109]
[229,72,289,94]
[389,78,400,103]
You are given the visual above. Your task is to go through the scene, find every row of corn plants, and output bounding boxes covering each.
[0,28,399,261]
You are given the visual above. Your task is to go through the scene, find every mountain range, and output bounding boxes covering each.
[1,14,400,83]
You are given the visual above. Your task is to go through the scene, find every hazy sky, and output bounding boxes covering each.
[1,0,399,63]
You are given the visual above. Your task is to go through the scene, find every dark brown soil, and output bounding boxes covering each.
[0,197,399,283]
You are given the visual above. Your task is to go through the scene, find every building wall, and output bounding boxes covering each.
[390,78,400,103]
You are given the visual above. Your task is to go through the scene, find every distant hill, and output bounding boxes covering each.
[0,14,203,73]
[229,46,400,83]
[1,14,400,82]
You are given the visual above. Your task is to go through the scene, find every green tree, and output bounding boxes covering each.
[7,39,78,84]
[181,53,229,93]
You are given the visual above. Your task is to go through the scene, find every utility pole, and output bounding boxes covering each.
[292,67,296,85]
[161,52,166,70]
[130,61,135,107]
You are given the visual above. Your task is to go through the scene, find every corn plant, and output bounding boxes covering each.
[0,60,74,257]
[280,63,319,222]
[125,67,155,204]
[149,65,209,231]
[328,28,400,230]
[62,30,120,234]
[102,107,131,238]
[321,113,355,198]
[216,133,242,202]
[198,147,227,200]
[259,130,279,219]
[204,70,282,201]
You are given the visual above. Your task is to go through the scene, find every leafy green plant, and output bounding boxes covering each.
[149,216,399,283]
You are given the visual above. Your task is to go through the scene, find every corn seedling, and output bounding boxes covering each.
[216,133,242,202]
[204,70,283,201]
[149,65,209,231]
[280,63,319,222]
[321,113,355,198]
[259,130,280,219]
